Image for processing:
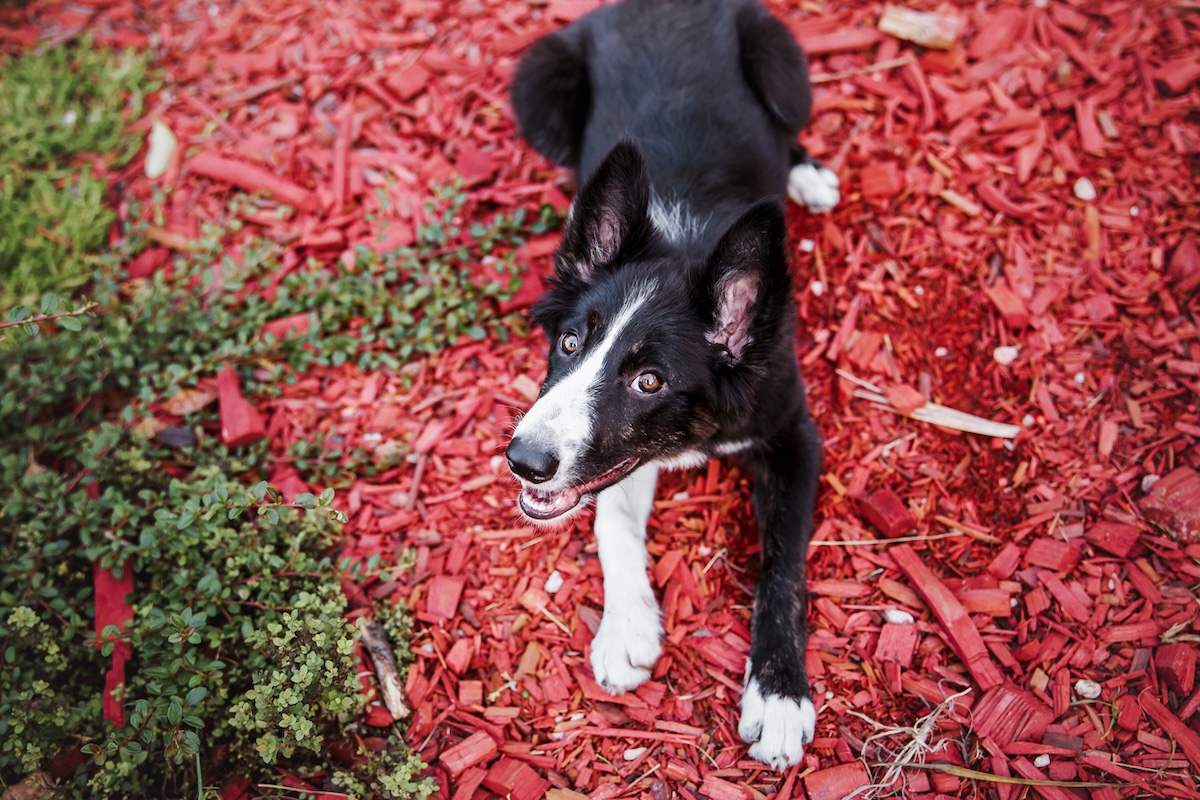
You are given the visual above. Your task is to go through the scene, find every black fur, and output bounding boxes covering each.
[509,0,822,762]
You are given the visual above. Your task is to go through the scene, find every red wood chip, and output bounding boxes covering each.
[804,762,871,800]
[482,757,550,800]
[216,364,266,447]
[439,731,499,779]
[697,774,751,800]
[1155,644,1197,696]
[884,382,926,415]
[1084,521,1142,558]
[874,622,917,668]
[1023,538,1081,572]
[890,545,1004,690]
[972,684,1054,746]
[860,489,917,537]
[1140,467,1200,544]
[1140,691,1200,772]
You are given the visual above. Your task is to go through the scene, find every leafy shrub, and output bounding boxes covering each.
[0,182,550,795]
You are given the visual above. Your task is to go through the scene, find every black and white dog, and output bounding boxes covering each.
[505,0,838,769]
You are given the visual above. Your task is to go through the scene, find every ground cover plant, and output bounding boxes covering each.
[0,34,542,799]
[2,1,1198,799]
[0,40,150,306]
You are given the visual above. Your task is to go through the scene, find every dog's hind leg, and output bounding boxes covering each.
[589,464,663,694]
[738,416,821,769]
[511,32,591,168]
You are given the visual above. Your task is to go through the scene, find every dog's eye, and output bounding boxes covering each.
[560,332,579,354]
[634,372,663,394]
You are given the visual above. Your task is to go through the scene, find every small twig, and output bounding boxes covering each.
[356,617,411,720]
[812,55,916,84]
[0,301,98,330]
[810,531,964,547]
[894,762,1133,790]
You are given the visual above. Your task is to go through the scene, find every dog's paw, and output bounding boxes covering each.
[738,676,816,770]
[589,612,663,694]
[787,162,840,214]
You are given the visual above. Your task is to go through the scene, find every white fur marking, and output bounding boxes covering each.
[787,162,841,214]
[651,450,709,472]
[590,465,663,693]
[649,194,710,245]
[512,286,654,491]
[739,675,816,770]
[713,439,754,456]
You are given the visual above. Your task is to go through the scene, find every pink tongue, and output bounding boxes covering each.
[520,486,582,520]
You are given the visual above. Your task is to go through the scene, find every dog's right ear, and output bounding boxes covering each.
[556,140,651,283]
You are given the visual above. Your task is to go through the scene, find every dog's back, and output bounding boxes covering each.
[513,0,813,255]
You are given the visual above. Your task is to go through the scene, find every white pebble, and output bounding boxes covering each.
[1022,414,1036,427]
[799,239,816,253]
[1130,205,1139,217]
[61,109,78,127]
[884,609,915,625]
[825,690,835,700]
[935,347,949,358]
[1142,474,1160,493]
[810,280,825,296]
[1108,578,1115,591]
[623,747,647,761]
[914,285,925,295]
[1073,177,1097,201]
[993,345,1020,366]
[1033,754,1051,768]
[544,570,564,594]
[362,431,382,443]
[1074,679,1102,699]
[1073,371,1086,384]
[144,119,178,179]
[490,455,506,473]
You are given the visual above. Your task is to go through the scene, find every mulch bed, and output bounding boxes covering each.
[3,0,1199,798]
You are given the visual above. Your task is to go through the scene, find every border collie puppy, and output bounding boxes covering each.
[506,0,838,769]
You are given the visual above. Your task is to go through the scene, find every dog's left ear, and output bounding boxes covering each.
[701,201,788,363]
[557,140,651,283]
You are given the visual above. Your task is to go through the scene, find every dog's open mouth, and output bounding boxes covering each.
[518,457,639,521]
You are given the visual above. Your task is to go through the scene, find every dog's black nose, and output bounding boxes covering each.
[506,438,560,484]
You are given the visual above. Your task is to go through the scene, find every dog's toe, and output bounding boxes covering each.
[590,614,663,694]
[787,162,840,214]
[739,676,816,770]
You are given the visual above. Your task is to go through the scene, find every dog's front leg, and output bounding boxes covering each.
[738,417,821,769]
[589,463,663,694]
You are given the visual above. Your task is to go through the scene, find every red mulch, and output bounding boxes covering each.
[4,1,1199,798]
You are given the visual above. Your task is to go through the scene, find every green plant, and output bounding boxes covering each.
[0,427,432,798]
[0,41,152,305]
[0,175,553,795]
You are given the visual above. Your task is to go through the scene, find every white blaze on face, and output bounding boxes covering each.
[514,285,655,488]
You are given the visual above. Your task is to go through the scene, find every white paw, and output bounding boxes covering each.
[788,162,841,214]
[738,676,817,770]
[589,611,663,694]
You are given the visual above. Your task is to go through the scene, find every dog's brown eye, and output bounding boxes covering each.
[634,372,663,394]
[560,333,579,354]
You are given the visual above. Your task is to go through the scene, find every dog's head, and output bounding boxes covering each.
[507,141,793,523]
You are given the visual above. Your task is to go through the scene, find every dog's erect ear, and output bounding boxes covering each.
[701,202,788,363]
[558,140,650,282]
